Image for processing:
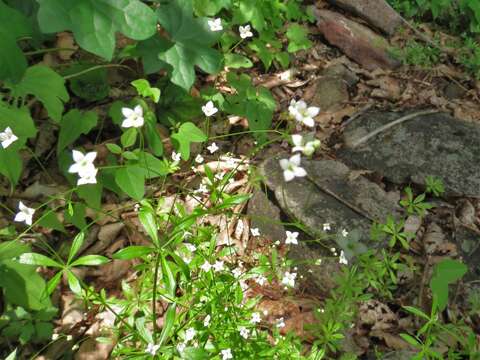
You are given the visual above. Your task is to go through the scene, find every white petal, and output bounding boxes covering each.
[291,134,303,146]
[14,212,26,223]
[72,150,84,163]
[84,152,97,163]
[290,154,301,166]
[296,100,307,110]
[1,137,16,149]
[283,170,295,182]
[122,107,134,118]
[302,117,315,127]
[279,159,289,170]
[307,106,320,117]
[134,117,144,127]
[122,119,134,128]
[134,105,143,116]
[18,201,27,212]
[293,166,307,177]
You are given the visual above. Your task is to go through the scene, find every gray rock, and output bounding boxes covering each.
[443,82,466,100]
[322,63,359,87]
[339,111,480,197]
[247,189,285,243]
[311,76,349,111]
[327,0,403,35]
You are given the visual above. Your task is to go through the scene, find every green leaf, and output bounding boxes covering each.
[66,269,82,294]
[138,205,159,246]
[429,259,467,311]
[152,0,223,90]
[286,23,312,53]
[37,0,157,60]
[121,128,138,148]
[224,53,253,69]
[0,260,52,310]
[131,79,161,103]
[144,113,164,156]
[158,303,176,346]
[136,152,169,179]
[171,122,207,160]
[0,241,30,261]
[37,210,65,233]
[193,0,231,16]
[68,231,85,264]
[76,183,103,209]
[5,349,17,360]
[66,65,110,101]
[6,65,69,122]
[64,202,88,230]
[161,255,176,297]
[115,165,145,200]
[70,255,109,267]
[112,245,153,260]
[0,148,23,187]
[0,1,32,82]
[232,0,265,30]
[106,143,122,155]
[18,252,62,268]
[46,271,62,295]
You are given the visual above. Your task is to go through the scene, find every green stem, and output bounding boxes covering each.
[63,64,134,80]
[24,47,78,56]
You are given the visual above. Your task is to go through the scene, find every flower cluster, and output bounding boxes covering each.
[288,99,319,128]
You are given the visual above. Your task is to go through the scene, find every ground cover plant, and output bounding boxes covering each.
[0,0,479,359]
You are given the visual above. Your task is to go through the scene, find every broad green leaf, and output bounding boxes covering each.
[57,110,98,154]
[144,114,164,156]
[429,259,467,310]
[0,260,52,310]
[76,183,103,209]
[231,0,265,30]
[6,65,69,122]
[68,231,85,264]
[121,128,138,148]
[64,202,87,230]
[115,165,145,200]
[66,65,110,101]
[131,79,161,103]
[286,23,312,53]
[70,254,109,267]
[37,210,65,233]
[153,0,223,90]
[171,122,207,160]
[37,0,157,60]
[106,143,122,154]
[0,241,30,261]
[0,1,32,82]
[136,152,169,178]
[0,149,23,187]
[0,105,37,143]
[18,253,63,268]
[193,0,232,16]
[112,245,153,260]
[224,53,253,69]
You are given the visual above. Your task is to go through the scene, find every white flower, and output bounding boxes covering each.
[232,267,243,278]
[255,274,267,286]
[207,142,219,154]
[121,105,144,128]
[250,312,261,324]
[185,327,196,342]
[213,260,224,272]
[288,99,320,127]
[291,134,320,156]
[285,231,299,245]
[281,271,297,287]
[215,172,225,181]
[66,335,73,341]
[185,243,196,252]
[134,203,140,212]
[239,24,253,39]
[68,150,97,177]
[51,333,59,341]
[202,101,218,117]
[14,201,35,226]
[195,154,204,163]
[276,317,286,328]
[221,348,233,360]
[208,18,223,31]
[239,326,250,339]
[0,127,18,149]
[342,229,349,237]
[323,223,331,231]
[250,228,260,236]
[146,343,160,356]
[339,250,348,265]
[203,315,211,327]
[279,154,307,182]
[194,183,209,194]
[77,167,98,186]
[315,259,322,265]
[177,342,186,353]
[172,151,181,162]
[200,261,212,272]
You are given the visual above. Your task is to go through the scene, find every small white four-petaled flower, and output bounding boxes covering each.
[195,154,204,163]
[288,99,320,127]
[342,229,349,237]
[279,154,307,182]
[14,201,35,226]
[276,317,286,328]
[339,250,349,265]
[281,271,297,288]
[0,127,18,149]
[185,327,196,342]
[291,134,321,156]
[213,260,224,272]
[323,223,331,231]
[171,151,181,162]
[203,314,211,327]
[239,24,253,39]
[202,101,218,117]
[200,261,212,272]
[285,231,299,245]
[68,150,98,185]
[250,228,260,236]
[207,142,219,154]
[221,348,233,360]
[145,343,160,356]
[250,312,261,324]
[208,18,223,31]
[121,105,144,128]
[239,326,250,339]
[77,167,98,185]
